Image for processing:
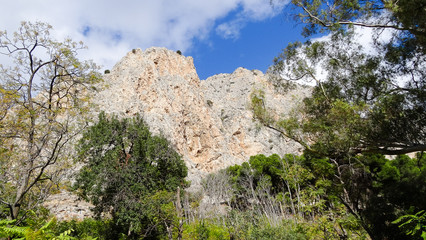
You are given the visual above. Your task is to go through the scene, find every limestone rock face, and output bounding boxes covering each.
[43,191,93,221]
[201,68,310,166]
[44,47,311,220]
[95,47,310,186]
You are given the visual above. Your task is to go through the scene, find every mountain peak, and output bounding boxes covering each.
[95,47,309,187]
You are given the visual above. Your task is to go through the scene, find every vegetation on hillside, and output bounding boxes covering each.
[250,0,425,239]
[0,0,425,238]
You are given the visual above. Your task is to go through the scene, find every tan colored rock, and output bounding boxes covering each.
[43,191,93,221]
[94,47,310,188]
[45,47,311,220]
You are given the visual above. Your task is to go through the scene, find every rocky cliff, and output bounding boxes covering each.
[45,47,311,220]
[94,47,310,187]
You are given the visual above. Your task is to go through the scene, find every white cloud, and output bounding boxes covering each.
[216,0,288,39]
[216,20,245,40]
[0,0,288,70]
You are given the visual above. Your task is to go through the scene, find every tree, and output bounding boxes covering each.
[0,21,101,222]
[362,153,426,239]
[264,0,426,157]
[290,0,426,48]
[223,154,366,238]
[252,0,426,238]
[73,113,188,238]
[259,32,425,157]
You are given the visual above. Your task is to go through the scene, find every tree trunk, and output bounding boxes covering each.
[176,187,183,240]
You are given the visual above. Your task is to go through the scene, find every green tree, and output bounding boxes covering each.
[361,153,426,239]
[261,32,425,157]
[0,21,101,222]
[73,112,188,238]
[289,0,425,48]
[251,1,426,238]
[226,154,366,238]
[267,0,425,156]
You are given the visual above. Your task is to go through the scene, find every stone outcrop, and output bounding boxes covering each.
[43,191,93,221]
[95,47,310,186]
[45,47,311,220]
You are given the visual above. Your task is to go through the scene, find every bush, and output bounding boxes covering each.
[53,218,118,240]
[183,220,230,240]
[73,112,188,238]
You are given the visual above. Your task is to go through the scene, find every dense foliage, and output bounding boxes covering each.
[224,154,366,239]
[201,153,426,239]
[73,112,188,238]
[2,152,423,239]
[249,1,426,239]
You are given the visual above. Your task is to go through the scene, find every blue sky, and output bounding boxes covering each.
[190,10,304,79]
[0,0,309,80]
